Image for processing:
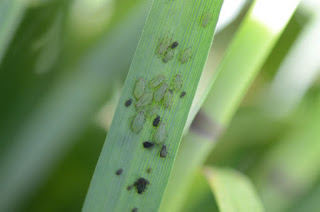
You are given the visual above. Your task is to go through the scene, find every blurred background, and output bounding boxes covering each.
[0,0,320,211]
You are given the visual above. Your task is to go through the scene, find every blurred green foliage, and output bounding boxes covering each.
[1,0,320,212]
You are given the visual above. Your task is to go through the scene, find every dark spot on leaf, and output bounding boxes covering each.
[171,41,178,49]
[116,169,123,175]
[160,145,168,158]
[132,208,138,212]
[134,178,150,194]
[127,185,133,190]
[180,91,186,98]
[125,98,133,107]
[153,115,161,127]
[143,141,155,149]
[147,168,152,174]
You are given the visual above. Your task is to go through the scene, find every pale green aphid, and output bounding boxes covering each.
[136,92,153,108]
[154,83,168,102]
[147,105,159,117]
[154,122,167,144]
[173,74,182,91]
[131,111,146,133]
[163,89,173,108]
[158,36,172,55]
[201,11,212,28]
[180,48,192,64]
[134,78,145,99]
[162,49,174,63]
[149,75,165,88]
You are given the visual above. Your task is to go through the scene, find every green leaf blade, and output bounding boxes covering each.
[82,0,224,211]
[204,167,265,212]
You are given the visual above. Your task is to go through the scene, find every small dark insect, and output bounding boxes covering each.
[180,91,186,98]
[160,145,168,158]
[127,185,133,190]
[153,115,161,127]
[134,178,150,194]
[171,41,178,49]
[147,168,152,174]
[132,208,138,212]
[143,141,155,149]
[125,98,133,107]
[116,169,123,175]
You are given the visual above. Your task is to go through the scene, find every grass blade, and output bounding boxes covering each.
[204,167,265,212]
[0,0,25,64]
[82,0,224,211]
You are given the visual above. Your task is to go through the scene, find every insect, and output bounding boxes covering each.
[149,75,165,88]
[180,91,186,98]
[147,105,159,118]
[116,169,123,175]
[153,115,161,127]
[201,11,212,28]
[154,122,167,144]
[135,92,153,108]
[132,208,138,212]
[162,49,174,63]
[160,145,168,158]
[180,48,192,64]
[127,185,133,190]
[171,41,178,49]
[146,168,152,174]
[164,89,173,108]
[143,141,155,149]
[134,78,145,100]
[154,83,168,102]
[131,112,146,133]
[125,98,133,107]
[134,178,150,194]
[173,74,182,91]
[157,36,172,55]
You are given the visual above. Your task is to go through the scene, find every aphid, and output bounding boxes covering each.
[180,91,186,98]
[132,208,138,212]
[173,74,182,91]
[127,185,133,190]
[154,122,167,144]
[143,141,155,149]
[171,41,178,49]
[135,92,153,108]
[125,98,133,107]
[116,169,123,175]
[134,177,150,194]
[147,168,152,174]
[154,83,168,102]
[162,49,174,63]
[160,145,168,158]
[180,48,192,64]
[158,36,172,55]
[201,11,212,28]
[147,105,159,118]
[163,89,173,108]
[153,115,161,127]
[149,75,165,88]
[134,78,145,100]
[131,112,146,133]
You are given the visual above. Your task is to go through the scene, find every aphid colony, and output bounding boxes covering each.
[157,36,194,64]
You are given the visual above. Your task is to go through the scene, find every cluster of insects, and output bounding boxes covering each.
[157,37,193,64]
[115,11,214,211]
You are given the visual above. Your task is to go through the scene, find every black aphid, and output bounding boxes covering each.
[171,41,178,49]
[125,98,133,107]
[143,141,155,149]
[132,208,138,212]
[134,178,150,194]
[147,168,152,174]
[116,169,123,175]
[160,145,168,158]
[180,91,186,98]
[153,115,161,127]
[127,185,133,190]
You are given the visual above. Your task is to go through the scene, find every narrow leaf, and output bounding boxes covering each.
[204,167,265,212]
